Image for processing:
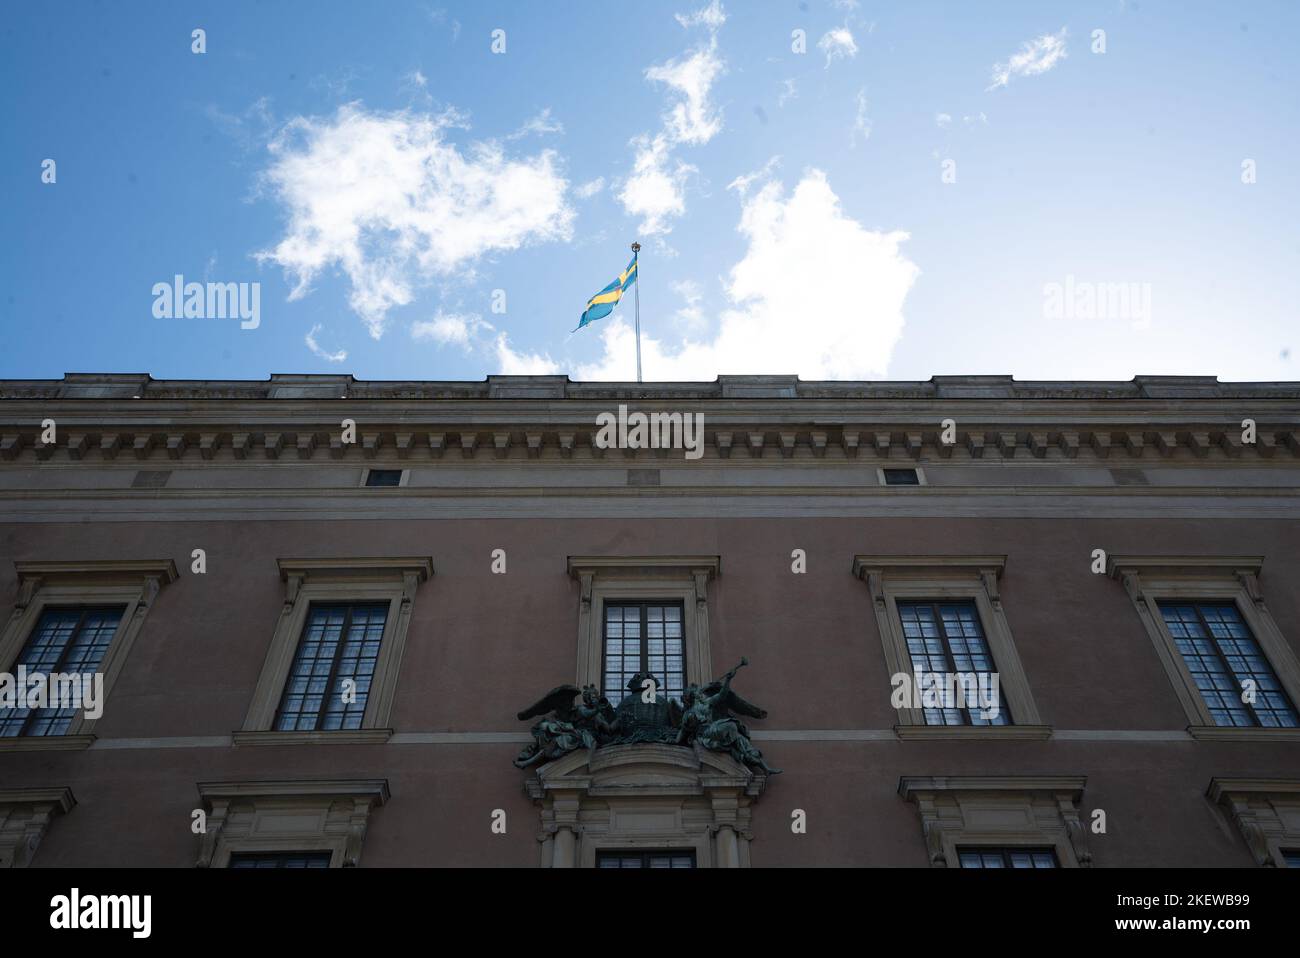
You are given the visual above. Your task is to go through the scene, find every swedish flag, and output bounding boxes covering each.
[576,252,637,331]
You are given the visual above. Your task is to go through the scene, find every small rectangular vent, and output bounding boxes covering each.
[131,470,172,489]
[882,468,921,486]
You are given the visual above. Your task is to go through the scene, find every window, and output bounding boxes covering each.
[568,556,718,694]
[898,600,1011,726]
[364,469,403,487]
[957,847,1058,869]
[1157,602,1297,728]
[0,607,124,736]
[853,556,1047,738]
[602,601,685,706]
[1109,556,1300,739]
[229,851,332,869]
[882,467,921,486]
[274,603,389,732]
[0,560,176,748]
[899,777,1091,868]
[597,850,696,869]
[237,557,432,744]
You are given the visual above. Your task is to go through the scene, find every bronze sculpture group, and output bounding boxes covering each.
[515,658,780,774]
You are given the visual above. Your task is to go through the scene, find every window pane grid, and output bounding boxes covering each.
[274,603,388,731]
[898,601,1011,726]
[228,851,332,869]
[596,850,696,869]
[1159,602,1299,728]
[602,602,684,706]
[957,847,1058,869]
[0,606,125,737]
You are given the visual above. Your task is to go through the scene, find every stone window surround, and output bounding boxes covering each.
[1108,555,1300,741]
[852,555,1048,740]
[525,743,765,868]
[898,776,1091,868]
[0,786,76,868]
[1207,778,1300,867]
[235,557,433,745]
[0,559,178,751]
[567,556,720,691]
[195,779,390,868]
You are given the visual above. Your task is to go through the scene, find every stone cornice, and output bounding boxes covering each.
[6,372,1300,401]
[2,374,1298,465]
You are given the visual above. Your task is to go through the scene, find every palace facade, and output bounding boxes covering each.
[1,372,1299,868]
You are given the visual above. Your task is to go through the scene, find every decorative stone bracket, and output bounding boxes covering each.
[0,787,76,868]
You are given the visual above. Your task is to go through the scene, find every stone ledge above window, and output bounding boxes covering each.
[232,729,394,746]
[0,786,76,868]
[1188,726,1300,742]
[0,734,96,752]
[195,779,390,868]
[894,725,1052,741]
[899,775,1091,868]
[1207,778,1300,867]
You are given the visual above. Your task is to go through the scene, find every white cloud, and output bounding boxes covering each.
[726,155,781,198]
[935,112,953,128]
[495,332,560,374]
[670,279,708,334]
[618,6,726,235]
[562,170,919,380]
[818,27,858,67]
[674,0,726,30]
[507,107,564,140]
[646,42,726,145]
[305,324,347,363]
[621,133,695,236]
[574,176,606,199]
[405,70,428,89]
[778,78,797,108]
[852,88,872,146]
[256,104,574,338]
[411,310,490,347]
[988,28,1068,90]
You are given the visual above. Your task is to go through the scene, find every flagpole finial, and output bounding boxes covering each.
[631,241,641,253]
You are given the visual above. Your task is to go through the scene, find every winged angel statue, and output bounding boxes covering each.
[513,659,779,774]
[676,658,781,774]
[513,684,614,769]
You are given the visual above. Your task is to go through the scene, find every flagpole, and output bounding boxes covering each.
[631,241,642,383]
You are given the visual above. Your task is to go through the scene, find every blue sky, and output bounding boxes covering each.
[3,0,1297,382]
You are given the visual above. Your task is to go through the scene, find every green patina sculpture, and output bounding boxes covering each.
[514,658,779,774]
